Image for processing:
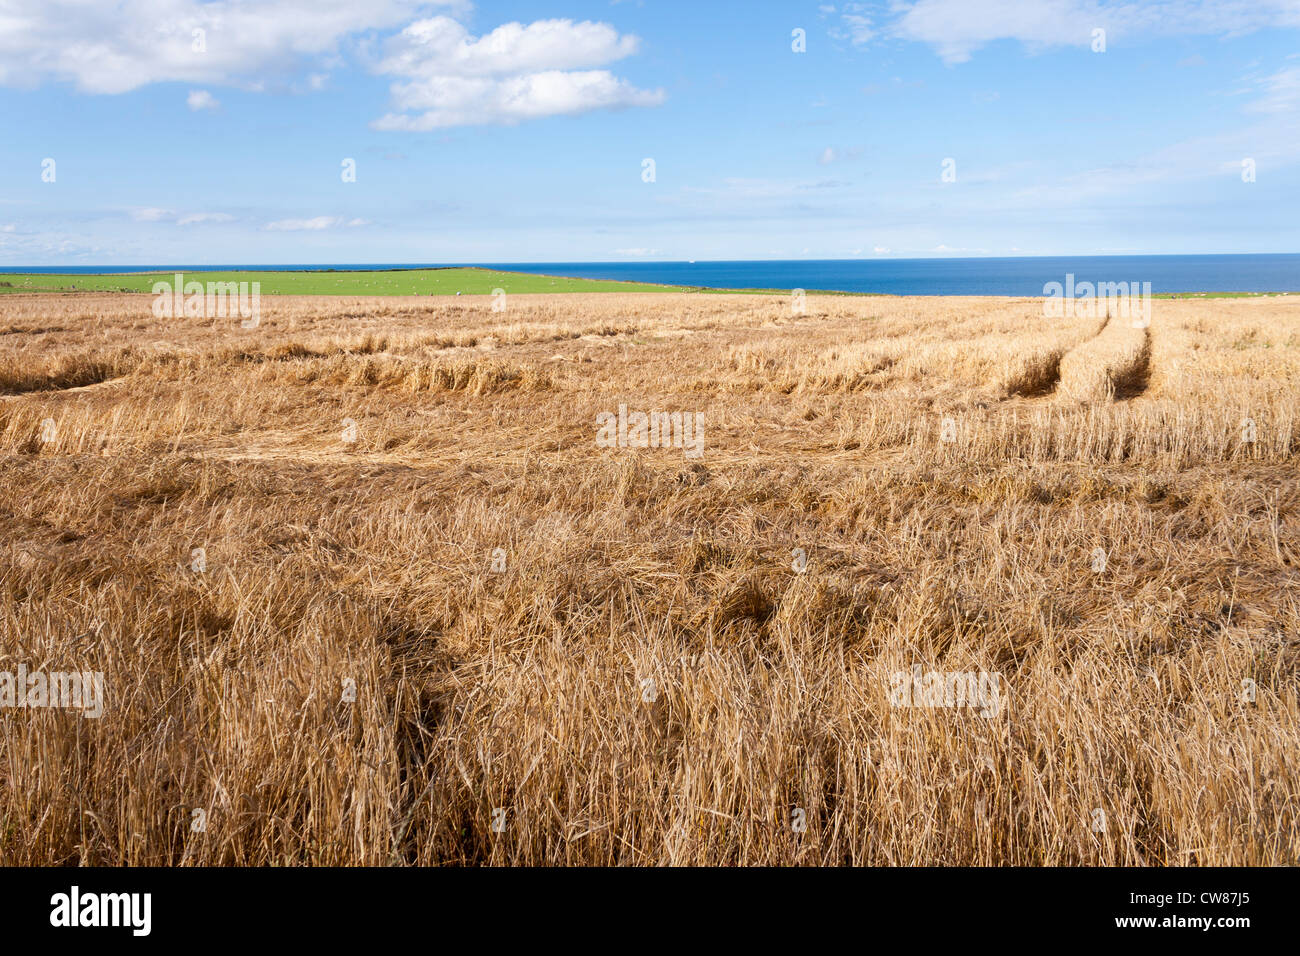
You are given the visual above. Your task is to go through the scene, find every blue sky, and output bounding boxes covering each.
[2,0,1298,265]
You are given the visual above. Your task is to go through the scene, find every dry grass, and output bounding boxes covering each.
[1,290,1298,865]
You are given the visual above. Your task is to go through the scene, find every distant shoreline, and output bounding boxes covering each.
[2,255,1299,297]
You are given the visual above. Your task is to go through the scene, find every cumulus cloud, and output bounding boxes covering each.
[0,0,446,94]
[0,3,662,132]
[865,0,1300,64]
[375,16,640,77]
[186,89,219,111]
[371,17,664,129]
[374,70,664,130]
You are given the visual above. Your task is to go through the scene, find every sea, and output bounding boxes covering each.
[9,254,1300,296]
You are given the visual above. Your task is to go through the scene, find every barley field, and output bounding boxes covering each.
[1,290,1297,866]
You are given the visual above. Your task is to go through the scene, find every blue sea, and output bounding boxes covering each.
[9,254,1300,295]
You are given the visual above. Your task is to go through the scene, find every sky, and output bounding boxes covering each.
[1,0,1299,265]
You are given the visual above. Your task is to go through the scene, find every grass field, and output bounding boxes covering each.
[0,267,681,296]
[0,290,1297,865]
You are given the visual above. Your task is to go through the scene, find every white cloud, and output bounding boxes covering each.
[680,177,853,201]
[0,4,662,132]
[614,247,658,256]
[187,89,219,111]
[818,146,860,164]
[130,208,233,225]
[177,212,235,225]
[265,216,343,231]
[264,216,367,231]
[0,0,448,94]
[130,207,173,222]
[372,17,664,130]
[375,16,640,77]
[1245,66,1300,114]
[374,70,664,130]
[830,2,875,46]
[878,1,1300,64]
[977,63,1300,209]
[0,229,103,261]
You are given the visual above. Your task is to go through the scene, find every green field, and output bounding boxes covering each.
[0,267,685,296]
[1153,291,1295,299]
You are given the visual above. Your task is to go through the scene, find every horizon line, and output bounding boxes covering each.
[5,251,1300,272]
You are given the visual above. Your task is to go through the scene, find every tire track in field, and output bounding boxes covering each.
[1056,314,1153,403]
[1006,315,1109,400]
[1111,326,1152,400]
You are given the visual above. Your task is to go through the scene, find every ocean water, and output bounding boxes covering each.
[8,254,1299,295]
[485,255,1300,295]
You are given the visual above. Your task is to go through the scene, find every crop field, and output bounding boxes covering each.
[0,290,1297,865]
